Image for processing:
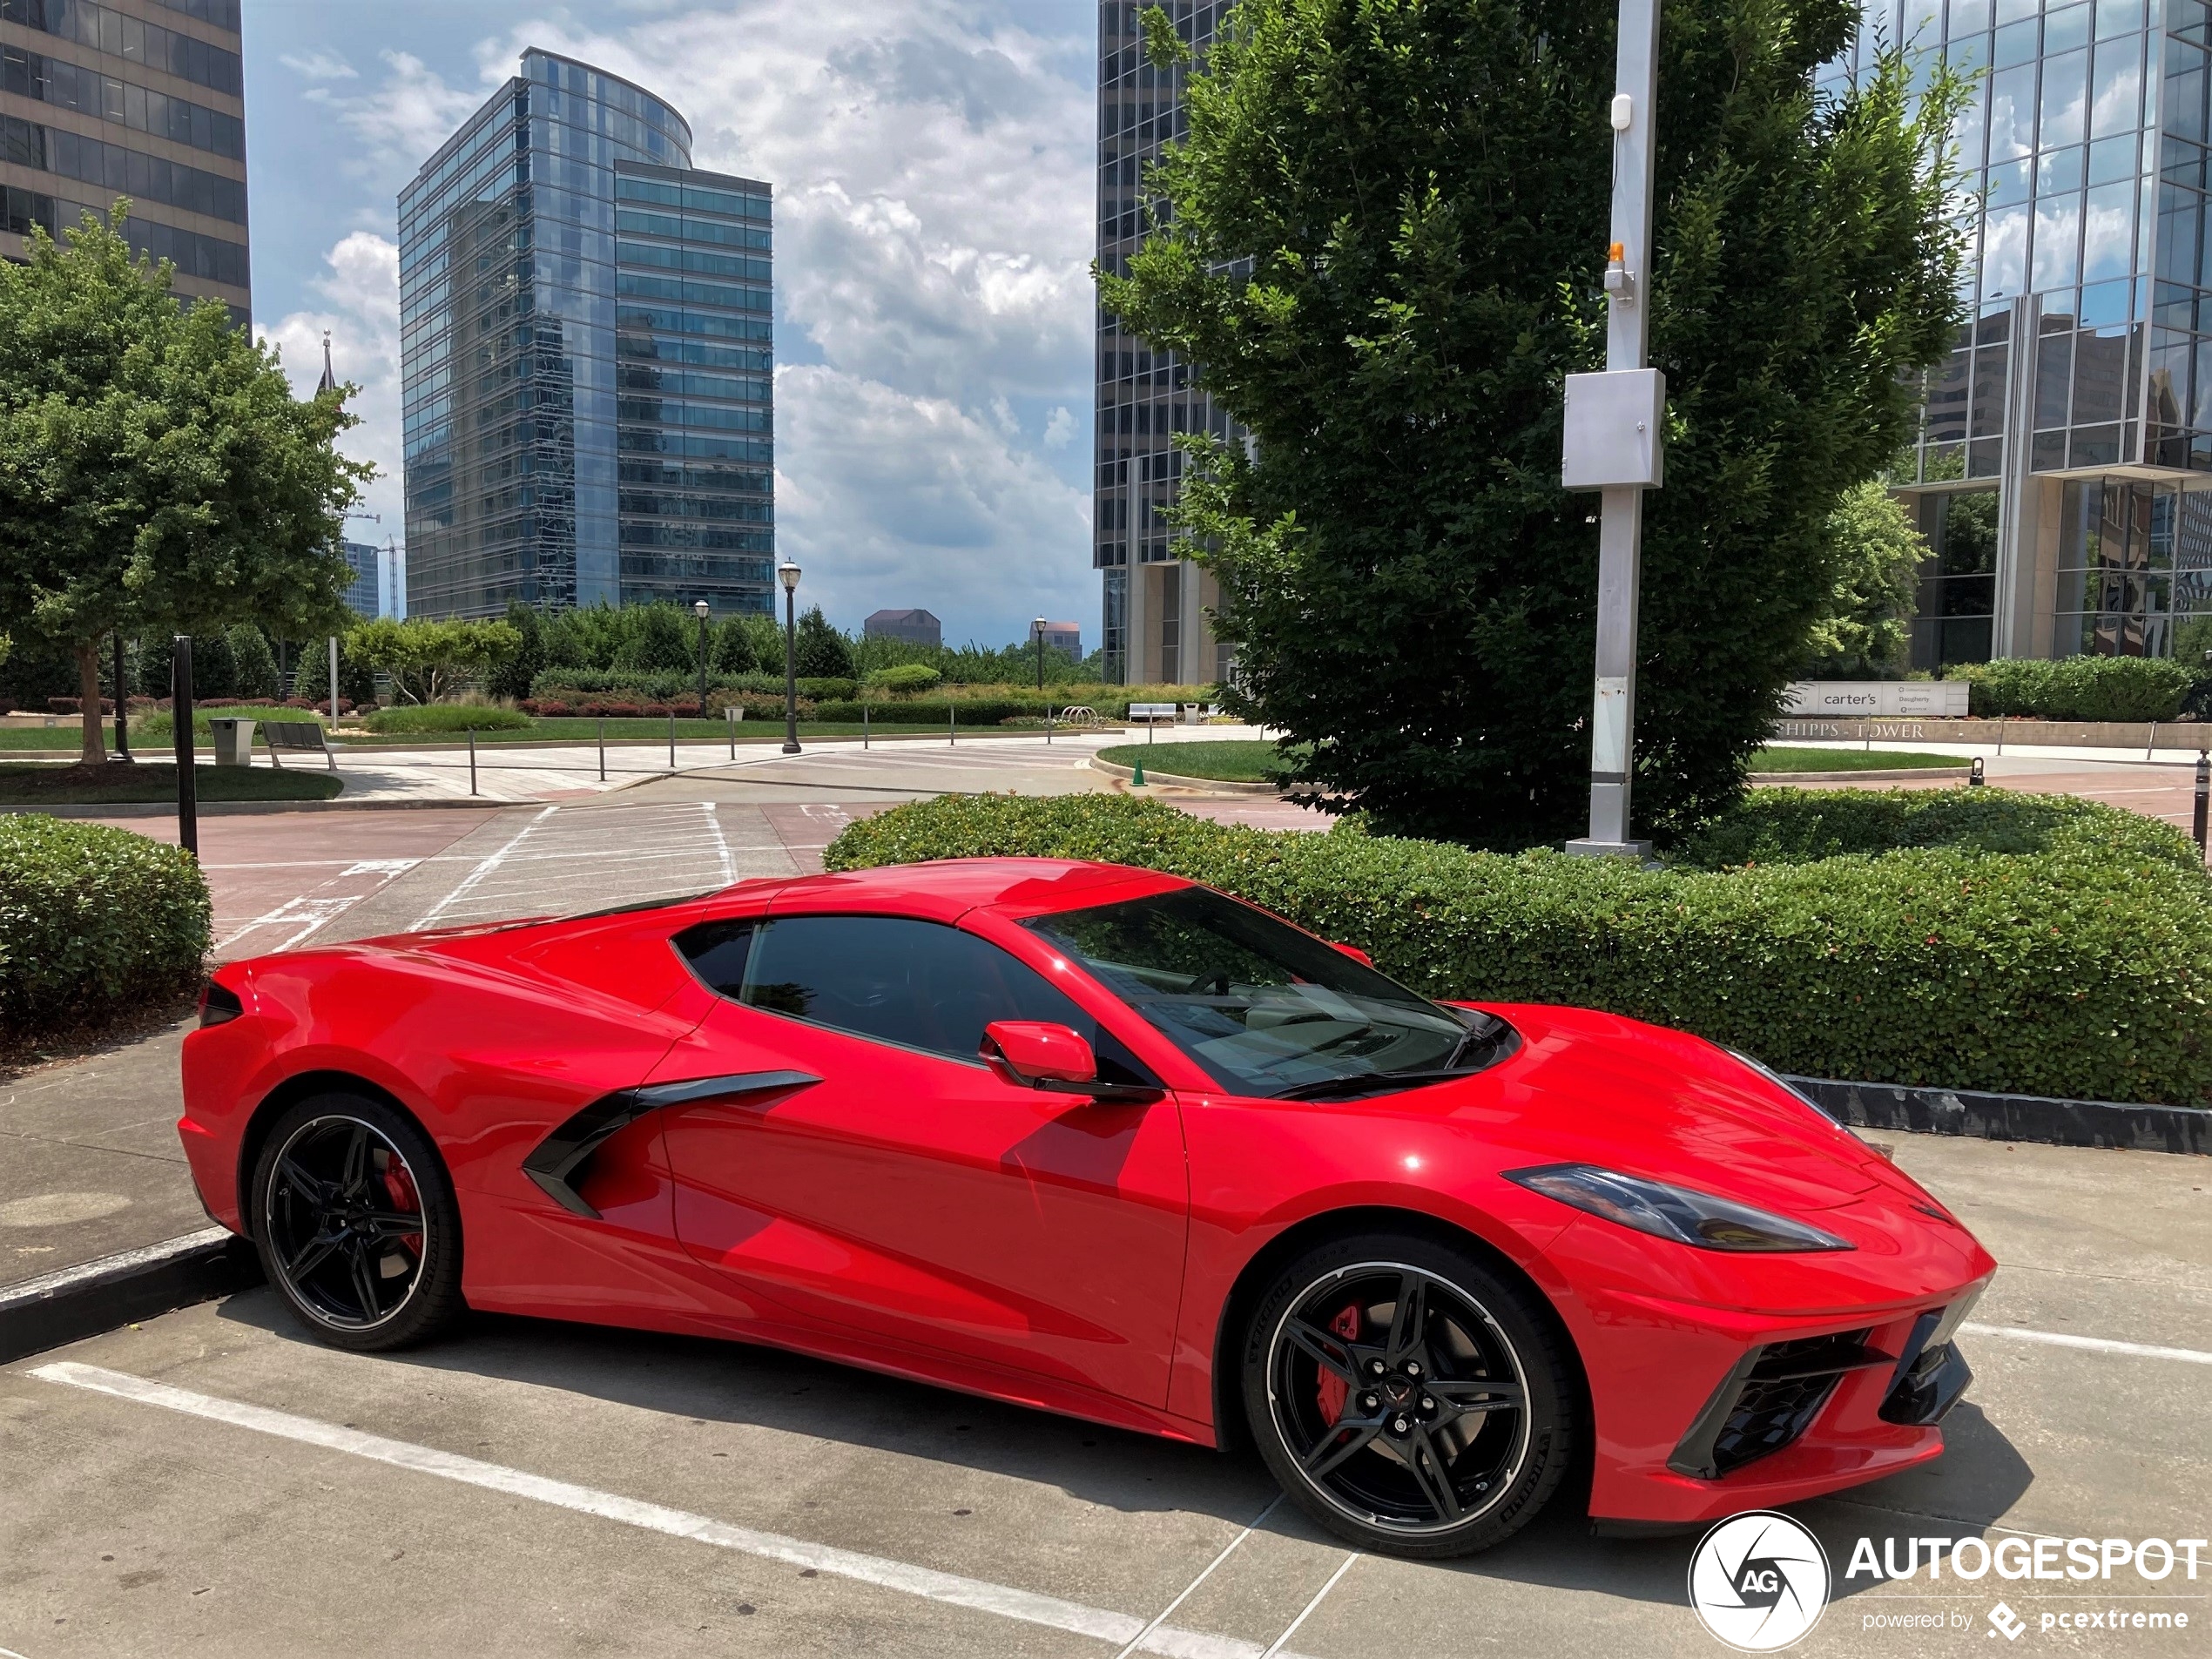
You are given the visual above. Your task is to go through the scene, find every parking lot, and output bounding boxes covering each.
[3,1131,2207,1658]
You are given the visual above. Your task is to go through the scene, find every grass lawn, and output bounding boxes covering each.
[335,717,1052,745]
[1096,739,1291,783]
[0,762,342,806]
[1751,745,1966,772]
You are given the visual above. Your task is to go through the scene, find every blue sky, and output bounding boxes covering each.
[242,0,1097,648]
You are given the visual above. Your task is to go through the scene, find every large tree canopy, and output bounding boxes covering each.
[1105,0,1964,846]
[0,206,369,762]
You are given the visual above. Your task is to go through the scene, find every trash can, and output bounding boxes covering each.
[208,717,256,767]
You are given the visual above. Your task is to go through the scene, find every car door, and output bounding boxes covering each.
[651,910,1190,1409]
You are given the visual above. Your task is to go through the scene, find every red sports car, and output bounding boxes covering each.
[179,858,1993,1558]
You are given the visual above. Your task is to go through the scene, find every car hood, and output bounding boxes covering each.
[1435,1003,1898,1217]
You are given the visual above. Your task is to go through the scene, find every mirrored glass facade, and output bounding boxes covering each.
[400,50,773,621]
[1096,1,1241,685]
[1853,0,2212,664]
[0,0,250,324]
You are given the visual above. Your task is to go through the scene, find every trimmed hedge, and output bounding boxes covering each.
[532,669,860,702]
[137,704,327,740]
[0,815,211,1034]
[364,704,530,734]
[825,791,2212,1107]
[1946,657,2202,721]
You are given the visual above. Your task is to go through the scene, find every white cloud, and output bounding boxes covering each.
[303,51,496,197]
[775,366,1091,641]
[1042,406,1076,448]
[280,50,357,81]
[264,232,405,539]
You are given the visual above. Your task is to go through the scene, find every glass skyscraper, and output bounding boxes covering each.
[0,0,250,325]
[399,49,773,621]
[1096,1,1241,685]
[1844,0,2212,665]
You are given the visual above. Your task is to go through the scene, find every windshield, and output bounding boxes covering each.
[1020,887,1497,1099]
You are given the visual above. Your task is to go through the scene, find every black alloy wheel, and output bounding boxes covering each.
[250,1094,465,1352]
[1243,1233,1579,1558]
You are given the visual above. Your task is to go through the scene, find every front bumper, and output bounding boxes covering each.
[1541,1206,1996,1525]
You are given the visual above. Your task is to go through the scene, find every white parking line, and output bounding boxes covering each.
[702,799,734,885]
[412,806,558,929]
[29,1362,1309,1659]
[1261,1552,1359,1658]
[1961,1323,2212,1366]
[1115,1496,1279,1659]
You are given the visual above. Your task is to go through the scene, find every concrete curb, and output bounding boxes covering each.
[1753,767,1973,785]
[1088,755,1285,795]
[0,1227,263,1365]
[1788,1076,2211,1156]
[1,798,525,819]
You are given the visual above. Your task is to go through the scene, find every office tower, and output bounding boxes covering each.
[1096,1,1241,685]
[339,538,377,617]
[0,0,250,323]
[1869,0,2212,664]
[399,48,773,620]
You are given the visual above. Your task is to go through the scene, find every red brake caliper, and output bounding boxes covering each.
[1315,1304,1362,1423]
[381,1158,424,1254]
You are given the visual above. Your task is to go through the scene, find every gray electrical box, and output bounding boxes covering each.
[1561,368,1666,490]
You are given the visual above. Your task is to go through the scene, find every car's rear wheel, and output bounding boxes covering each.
[249,1094,464,1352]
[1240,1231,1578,1558]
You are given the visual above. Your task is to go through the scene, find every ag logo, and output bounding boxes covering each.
[1687,1511,1831,1651]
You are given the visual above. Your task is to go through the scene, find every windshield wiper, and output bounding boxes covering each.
[1271,1068,1482,1103]
[1269,1013,1512,1103]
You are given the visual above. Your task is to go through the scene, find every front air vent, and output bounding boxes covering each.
[1669,1331,1891,1480]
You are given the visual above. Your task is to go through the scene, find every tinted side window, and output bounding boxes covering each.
[672,915,1042,1061]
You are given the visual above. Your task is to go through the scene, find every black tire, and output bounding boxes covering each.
[248,1093,465,1352]
[1240,1231,1579,1559]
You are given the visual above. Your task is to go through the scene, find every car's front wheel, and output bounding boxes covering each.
[1241,1231,1579,1558]
[249,1093,465,1352]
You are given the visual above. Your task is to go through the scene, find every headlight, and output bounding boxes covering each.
[1506,1163,1854,1253]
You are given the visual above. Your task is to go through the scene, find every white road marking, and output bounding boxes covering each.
[701,800,734,885]
[1261,1552,1359,1658]
[411,806,558,929]
[28,1363,1306,1659]
[1114,1496,1280,1659]
[1960,1323,2212,1366]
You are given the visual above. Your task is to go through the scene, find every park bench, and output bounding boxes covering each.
[262,720,338,772]
[1128,702,1178,724]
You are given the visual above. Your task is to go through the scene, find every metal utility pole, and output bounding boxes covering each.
[1562,0,1664,860]
[172,636,197,857]
[111,633,132,761]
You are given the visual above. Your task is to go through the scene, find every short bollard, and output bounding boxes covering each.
[469,727,478,797]
[669,711,677,772]
[726,704,738,760]
[1969,755,1985,788]
[597,717,606,783]
[863,705,870,750]
[949,704,956,747]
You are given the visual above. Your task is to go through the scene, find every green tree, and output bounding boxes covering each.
[1802,482,1927,678]
[0,206,369,764]
[343,617,520,705]
[711,615,760,675]
[613,602,698,674]
[226,622,280,699]
[488,601,549,702]
[794,605,857,678]
[1105,2,1965,846]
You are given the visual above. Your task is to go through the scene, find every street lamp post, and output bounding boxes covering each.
[111,632,132,761]
[693,600,712,718]
[1562,0,1663,860]
[778,562,803,755]
[1032,616,1048,693]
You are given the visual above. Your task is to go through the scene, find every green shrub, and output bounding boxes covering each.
[1676,786,2203,871]
[825,792,2212,1106]
[364,703,530,734]
[529,668,858,703]
[136,704,326,740]
[0,814,210,1032]
[1946,657,2200,721]
[867,663,944,692]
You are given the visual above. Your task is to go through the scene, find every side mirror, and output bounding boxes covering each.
[981,1021,1098,1087]
[1332,942,1375,968]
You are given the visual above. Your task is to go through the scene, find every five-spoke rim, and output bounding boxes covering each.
[1266,1262,1530,1534]
[263,1116,428,1332]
